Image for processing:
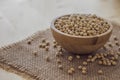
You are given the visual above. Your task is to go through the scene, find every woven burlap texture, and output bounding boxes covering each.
[0,22,120,80]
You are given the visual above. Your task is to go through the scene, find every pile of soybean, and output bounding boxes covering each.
[54,14,110,36]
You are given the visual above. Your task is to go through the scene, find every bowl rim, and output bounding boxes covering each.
[51,14,113,38]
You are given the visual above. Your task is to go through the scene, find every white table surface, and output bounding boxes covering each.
[0,0,120,80]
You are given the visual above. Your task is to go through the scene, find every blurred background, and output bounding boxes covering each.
[0,0,120,80]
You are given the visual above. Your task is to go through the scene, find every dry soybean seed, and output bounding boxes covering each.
[91,58,96,62]
[109,51,115,56]
[45,56,50,62]
[57,59,61,64]
[45,46,49,51]
[55,52,60,57]
[114,55,119,60]
[101,56,106,60]
[39,44,42,48]
[78,65,82,70]
[70,67,75,72]
[58,46,62,49]
[53,40,57,44]
[103,53,107,57]
[82,70,87,75]
[27,40,31,45]
[88,55,92,59]
[83,61,88,66]
[98,60,103,65]
[59,52,63,56]
[103,61,107,66]
[33,51,38,56]
[68,69,73,75]
[68,56,73,61]
[82,67,87,71]
[97,55,102,59]
[107,62,111,66]
[95,53,99,57]
[115,41,119,46]
[111,57,115,60]
[46,41,50,46]
[108,42,113,47]
[103,46,107,50]
[113,36,118,41]
[117,52,120,56]
[58,48,63,52]
[53,44,57,48]
[42,38,46,43]
[58,65,63,70]
[94,55,98,59]
[87,59,91,62]
[76,55,80,59]
[98,70,103,75]
[118,47,120,51]
[111,61,117,66]
[42,44,46,48]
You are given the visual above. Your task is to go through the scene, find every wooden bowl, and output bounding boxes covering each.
[50,15,113,54]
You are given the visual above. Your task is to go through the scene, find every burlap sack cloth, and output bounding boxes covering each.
[0,22,120,80]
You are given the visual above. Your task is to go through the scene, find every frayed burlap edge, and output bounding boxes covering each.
[0,29,49,80]
[0,62,34,80]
